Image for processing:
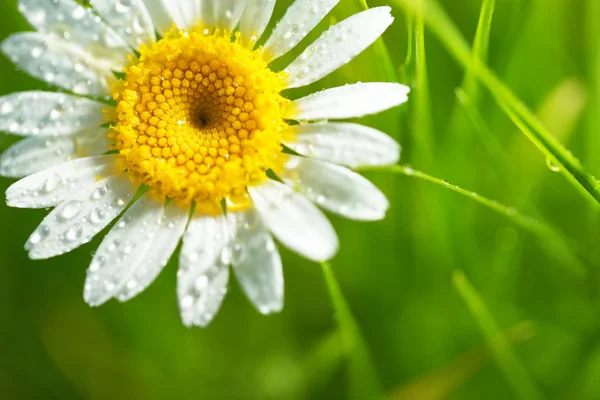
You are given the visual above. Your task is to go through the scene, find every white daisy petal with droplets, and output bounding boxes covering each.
[73,127,113,158]
[117,201,189,302]
[0,137,76,179]
[168,0,197,30]
[25,174,138,260]
[18,0,131,68]
[263,0,340,62]
[228,207,283,314]
[212,0,247,32]
[0,92,108,136]
[1,127,113,178]
[2,33,114,96]
[90,0,156,49]
[280,156,389,221]
[84,194,165,306]
[143,0,181,34]
[238,0,276,46]
[284,122,400,168]
[249,180,338,262]
[291,82,410,121]
[285,7,393,88]
[178,214,231,327]
[6,155,121,209]
[2,0,411,327]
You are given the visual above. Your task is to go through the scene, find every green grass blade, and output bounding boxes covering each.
[412,0,434,168]
[452,270,543,400]
[362,164,586,276]
[393,0,600,206]
[462,0,496,101]
[320,262,385,400]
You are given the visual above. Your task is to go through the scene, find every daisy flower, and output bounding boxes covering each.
[1,0,410,327]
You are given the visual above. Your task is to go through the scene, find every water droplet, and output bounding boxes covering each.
[89,208,105,224]
[60,200,83,220]
[220,247,232,264]
[546,158,561,172]
[181,295,194,309]
[44,173,62,193]
[28,225,50,246]
[89,256,105,272]
[91,186,107,200]
[194,275,209,291]
[126,279,137,289]
[230,241,245,264]
[65,224,83,242]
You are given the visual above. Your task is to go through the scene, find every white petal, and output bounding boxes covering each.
[212,0,247,31]
[285,122,400,168]
[18,0,130,68]
[0,127,111,178]
[197,0,213,27]
[84,194,164,306]
[25,173,138,260]
[228,207,283,314]
[74,127,112,158]
[178,214,231,327]
[2,33,114,96]
[280,155,389,221]
[263,0,340,62]
[171,0,198,29]
[248,179,338,262]
[90,0,156,48]
[238,0,276,46]
[0,137,75,178]
[143,0,190,33]
[0,92,107,136]
[116,201,189,302]
[290,82,410,121]
[285,7,393,88]
[6,154,121,209]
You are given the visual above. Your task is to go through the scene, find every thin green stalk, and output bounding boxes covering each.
[402,15,415,83]
[447,0,496,185]
[452,270,543,400]
[362,164,586,276]
[413,0,434,167]
[394,0,600,206]
[320,262,384,400]
[462,0,496,101]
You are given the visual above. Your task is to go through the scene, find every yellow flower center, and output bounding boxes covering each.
[111,27,289,214]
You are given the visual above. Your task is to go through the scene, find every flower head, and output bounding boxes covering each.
[1,0,409,327]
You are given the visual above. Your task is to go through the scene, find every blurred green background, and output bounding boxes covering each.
[2,0,600,398]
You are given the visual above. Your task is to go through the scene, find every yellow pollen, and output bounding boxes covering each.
[111,27,290,214]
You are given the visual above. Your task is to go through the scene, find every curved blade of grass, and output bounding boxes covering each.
[320,262,385,400]
[362,164,586,276]
[452,270,543,400]
[393,0,600,206]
